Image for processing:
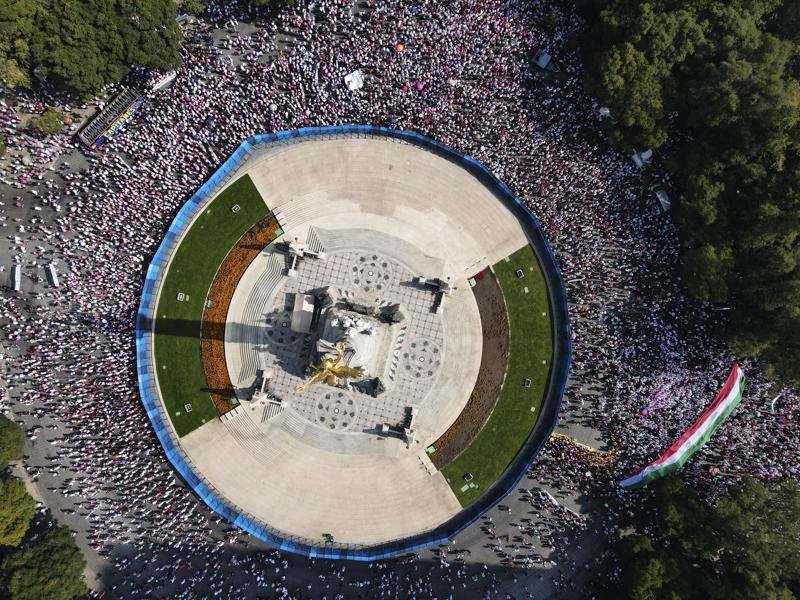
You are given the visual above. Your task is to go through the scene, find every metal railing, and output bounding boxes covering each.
[135,126,572,560]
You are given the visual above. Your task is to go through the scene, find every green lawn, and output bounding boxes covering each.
[442,245,554,506]
[153,175,269,437]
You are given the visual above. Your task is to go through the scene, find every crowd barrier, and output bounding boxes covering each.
[136,126,572,561]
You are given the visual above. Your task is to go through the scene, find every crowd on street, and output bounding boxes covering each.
[0,0,797,597]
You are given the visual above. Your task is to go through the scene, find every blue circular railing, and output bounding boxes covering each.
[136,126,571,560]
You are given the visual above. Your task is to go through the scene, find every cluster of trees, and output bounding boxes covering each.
[28,107,63,136]
[580,0,800,382]
[0,0,182,95]
[0,0,299,96]
[0,416,86,600]
[615,476,800,599]
[0,415,23,469]
[181,0,207,15]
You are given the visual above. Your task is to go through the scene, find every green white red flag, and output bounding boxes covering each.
[620,364,746,489]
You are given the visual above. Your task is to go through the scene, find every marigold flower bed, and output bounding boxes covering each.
[430,268,509,469]
[200,213,282,414]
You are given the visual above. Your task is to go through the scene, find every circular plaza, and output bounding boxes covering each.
[137,128,570,558]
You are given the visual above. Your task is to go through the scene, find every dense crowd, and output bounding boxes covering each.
[0,0,797,597]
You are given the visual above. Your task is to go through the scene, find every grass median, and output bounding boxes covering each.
[152,175,268,437]
[442,244,554,506]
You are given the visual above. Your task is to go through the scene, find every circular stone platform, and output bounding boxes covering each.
[138,128,570,559]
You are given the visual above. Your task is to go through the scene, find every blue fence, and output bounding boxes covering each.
[136,126,572,561]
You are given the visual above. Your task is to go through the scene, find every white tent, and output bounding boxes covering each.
[654,188,671,212]
[631,148,653,168]
[344,70,364,91]
[533,50,552,69]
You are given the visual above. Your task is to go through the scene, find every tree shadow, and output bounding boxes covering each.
[142,316,265,344]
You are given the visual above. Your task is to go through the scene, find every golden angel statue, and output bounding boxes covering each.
[295,341,365,391]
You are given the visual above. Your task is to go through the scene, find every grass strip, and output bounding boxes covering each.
[153,175,268,437]
[442,245,554,506]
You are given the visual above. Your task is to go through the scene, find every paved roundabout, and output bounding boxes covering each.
[136,127,571,559]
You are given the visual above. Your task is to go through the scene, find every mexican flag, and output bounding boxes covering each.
[621,364,747,489]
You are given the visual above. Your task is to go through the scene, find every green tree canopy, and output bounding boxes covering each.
[0,415,24,469]
[616,476,800,600]
[0,0,181,95]
[585,1,705,149]
[28,108,63,136]
[582,0,800,384]
[0,477,34,547]
[594,42,669,149]
[1,526,86,600]
[0,0,40,89]
[618,533,699,600]
[181,0,205,16]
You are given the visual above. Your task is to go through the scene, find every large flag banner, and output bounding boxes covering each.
[621,364,746,489]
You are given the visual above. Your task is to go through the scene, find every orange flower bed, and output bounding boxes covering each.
[430,268,509,469]
[200,214,282,415]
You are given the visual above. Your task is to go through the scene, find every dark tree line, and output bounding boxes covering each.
[579,0,800,383]
[612,476,800,600]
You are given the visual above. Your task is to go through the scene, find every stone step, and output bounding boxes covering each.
[236,254,285,381]
[224,413,284,463]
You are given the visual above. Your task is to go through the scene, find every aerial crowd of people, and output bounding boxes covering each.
[0,0,797,597]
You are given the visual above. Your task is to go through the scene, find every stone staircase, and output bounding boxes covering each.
[261,401,284,423]
[236,254,285,381]
[223,412,284,463]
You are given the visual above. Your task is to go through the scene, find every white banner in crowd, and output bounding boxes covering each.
[344,70,364,91]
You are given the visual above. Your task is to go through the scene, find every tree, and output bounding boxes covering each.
[594,43,669,149]
[681,31,800,168]
[581,0,800,384]
[585,2,705,150]
[614,477,800,600]
[769,0,800,44]
[617,532,700,600]
[0,526,86,600]
[0,0,182,95]
[0,0,40,89]
[653,476,719,559]
[681,243,733,302]
[618,535,666,600]
[0,415,23,469]
[182,0,205,15]
[0,57,29,89]
[28,108,63,135]
[712,477,800,599]
[0,477,35,547]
